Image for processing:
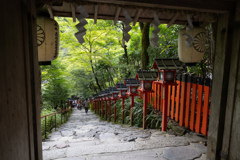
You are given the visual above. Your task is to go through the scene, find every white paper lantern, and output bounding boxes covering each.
[37,17,59,62]
[178,27,206,64]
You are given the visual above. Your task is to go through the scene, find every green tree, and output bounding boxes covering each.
[41,60,69,109]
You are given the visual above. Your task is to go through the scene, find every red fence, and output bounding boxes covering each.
[147,74,211,136]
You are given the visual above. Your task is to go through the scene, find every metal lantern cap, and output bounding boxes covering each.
[125,78,140,86]
[105,89,110,94]
[109,87,119,93]
[116,83,128,91]
[153,58,184,70]
[100,90,105,96]
[137,69,158,81]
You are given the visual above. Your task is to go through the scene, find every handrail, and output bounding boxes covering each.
[41,107,72,139]
[41,108,65,118]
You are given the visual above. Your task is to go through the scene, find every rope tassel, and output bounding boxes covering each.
[183,15,194,48]
[150,12,161,47]
[122,9,133,42]
[75,6,89,44]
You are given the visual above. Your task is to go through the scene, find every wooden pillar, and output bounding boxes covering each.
[207,13,234,160]
[0,0,42,159]
[220,2,240,160]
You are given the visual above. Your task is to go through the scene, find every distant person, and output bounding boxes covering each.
[84,99,90,114]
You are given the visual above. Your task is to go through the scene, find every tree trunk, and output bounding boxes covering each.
[122,23,129,65]
[106,66,115,86]
[140,22,150,70]
[90,58,102,91]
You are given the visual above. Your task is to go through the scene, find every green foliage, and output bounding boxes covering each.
[41,60,70,109]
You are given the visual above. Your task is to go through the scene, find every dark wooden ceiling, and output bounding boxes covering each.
[37,0,235,26]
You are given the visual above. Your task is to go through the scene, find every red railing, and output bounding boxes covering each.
[147,74,211,136]
[41,107,72,139]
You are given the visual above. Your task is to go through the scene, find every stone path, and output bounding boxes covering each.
[42,108,207,160]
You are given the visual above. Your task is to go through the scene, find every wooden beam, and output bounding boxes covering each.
[71,3,76,22]
[94,5,99,24]
[53,11,190,25]
[167,12,179,28]
[76,0,234,13]
[133,9,142,26]
[47,4,54,18]
[114,7,121,25]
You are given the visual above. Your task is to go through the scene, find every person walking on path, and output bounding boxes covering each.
[84,99,90,114]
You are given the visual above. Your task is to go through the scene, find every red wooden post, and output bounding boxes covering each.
[160,85,163,112]
[98,101,100,115]
[167,85,171,116]
[98,101,100,116]
[114,100,117,122]
[154,82,158,109]
[130,96,134,126]
[157,84,160,111]
[185,75,192,127]
[143,93,148,129]
[109,100,111,121]
[95,101,96,113]
[195,77,203,133]
[122,98,125,124]
[190,77,197,131]
[179,74,187,126]
[102,100,104,118]
[171,85,176,119]
[175,74,181,122]
[201,78,210,136]
[105,100,108,120]
[162,85,169,131]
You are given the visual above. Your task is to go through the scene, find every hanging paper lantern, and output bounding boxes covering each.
[37,16,59,62]
[178,27,206,64]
